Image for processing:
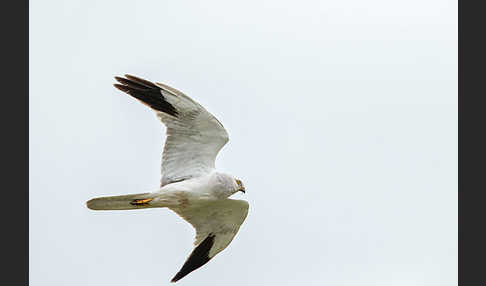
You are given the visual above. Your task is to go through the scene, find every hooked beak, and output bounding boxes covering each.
[236,179,245,193]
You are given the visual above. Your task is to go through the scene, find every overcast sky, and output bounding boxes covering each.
[30,1,457,285]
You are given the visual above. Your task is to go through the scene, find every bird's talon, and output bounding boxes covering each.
[130,198,153,205]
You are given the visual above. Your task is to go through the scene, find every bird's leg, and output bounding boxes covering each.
[130,198,153,206]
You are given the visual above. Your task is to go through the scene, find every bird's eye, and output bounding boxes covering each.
[236,179,242,187]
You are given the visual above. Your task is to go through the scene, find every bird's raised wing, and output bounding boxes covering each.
[114,75,229,187]
[169,199,249,282]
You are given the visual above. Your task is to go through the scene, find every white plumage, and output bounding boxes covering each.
[86,75,248,283]
[154,81,229,187]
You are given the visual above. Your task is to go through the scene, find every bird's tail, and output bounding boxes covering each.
[86,193,156,210]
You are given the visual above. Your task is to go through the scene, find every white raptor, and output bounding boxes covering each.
[86,75,249,283]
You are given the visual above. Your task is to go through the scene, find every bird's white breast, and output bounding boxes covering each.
[157,171,231,200]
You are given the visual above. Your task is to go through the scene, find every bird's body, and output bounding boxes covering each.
[88,171,243,210]
[86,75,248,283]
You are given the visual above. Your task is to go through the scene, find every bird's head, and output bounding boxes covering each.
[212,172,246,198]
[235,178,246,194]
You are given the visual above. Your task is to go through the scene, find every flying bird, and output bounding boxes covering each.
[86,75,249,283]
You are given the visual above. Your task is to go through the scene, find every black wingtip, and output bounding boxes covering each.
[124,74,158,88]
[113,75,179,116]
[170,234,215,283]
[114,76,125,84]
[114,83,127,91]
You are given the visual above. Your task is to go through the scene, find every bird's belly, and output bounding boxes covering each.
[158,176,221,200]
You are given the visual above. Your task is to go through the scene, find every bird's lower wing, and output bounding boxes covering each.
[169,199,249,282]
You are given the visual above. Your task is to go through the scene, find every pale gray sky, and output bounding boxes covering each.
[30,0,457,285]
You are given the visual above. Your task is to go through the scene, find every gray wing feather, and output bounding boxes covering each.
[114,75,229,186]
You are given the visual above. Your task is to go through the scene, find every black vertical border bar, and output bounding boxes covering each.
[459,0,486,285]
[2,0,28,285]
[458,0,462,284]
